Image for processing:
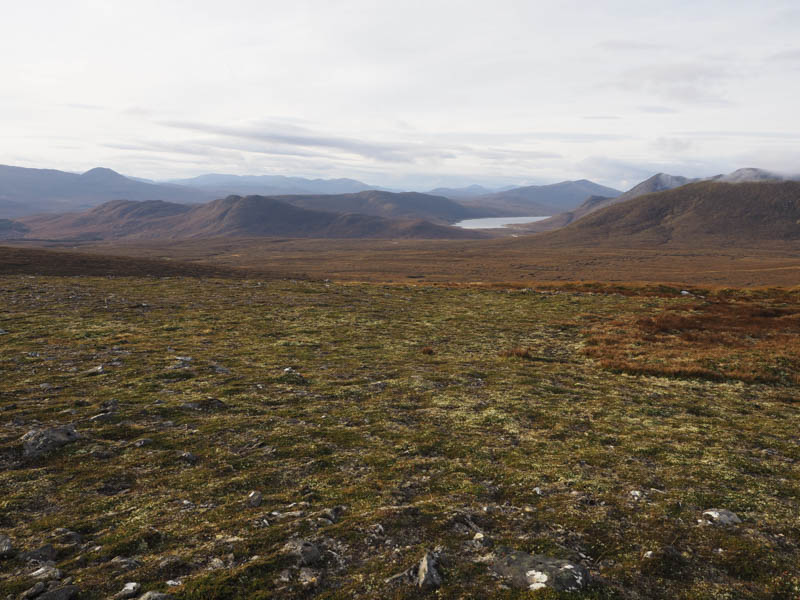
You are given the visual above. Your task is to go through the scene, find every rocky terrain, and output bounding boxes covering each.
[1,272,798,599]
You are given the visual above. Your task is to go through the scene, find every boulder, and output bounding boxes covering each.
[0,533,13,558]
[417,551,442,589]
[491,547,590,592]
[113,582,142,599]
[283,539,321,566]
[21,425,80,457]
[702,508,741,526]
[37,587,79,600]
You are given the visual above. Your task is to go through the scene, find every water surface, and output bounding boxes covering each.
[454,216,551,229]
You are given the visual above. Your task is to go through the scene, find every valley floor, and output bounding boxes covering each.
[12,237,800,287]
[0,275,798,599]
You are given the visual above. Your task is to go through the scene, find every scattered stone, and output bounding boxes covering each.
[83,365,105,376]
[180,398,227,411]
[298,567,320,587]
[208,557,226,570]
[283,539,321,566]
[211,365,231,374]
[166,579,181,586]
[133,438,153,448]
[386,548,444,589]
[37,587,78,600]
[52,529,82,545]
[0,533,14,558]
[178,451,198,465]
[417,551,443,589]
[21,581,46,599]
[139,593,174,600]
[247,491,262,507]
[0,328,8,335]
[24,544,56,562]
[109,556,141,571]
[21,425,80,457]
[491,547,590,593]
[113,582,141,600]
[101,399,119,412]
[31,564,62,580]
[629,490,644,501]
[90,412,116,423]
[702,508,741,526]
[320,505,346,524]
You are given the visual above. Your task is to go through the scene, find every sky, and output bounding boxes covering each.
[1,0,800,191]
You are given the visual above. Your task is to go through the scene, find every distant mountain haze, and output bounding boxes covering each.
[0,164,213,217]
[458,180,622,216]
[13,196,486,241]
[166,173,383,196]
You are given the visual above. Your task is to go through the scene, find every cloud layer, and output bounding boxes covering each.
[2,0,799,189]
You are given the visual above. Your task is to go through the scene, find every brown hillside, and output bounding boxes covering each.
[16,196,484,241]
[533,180,800,247]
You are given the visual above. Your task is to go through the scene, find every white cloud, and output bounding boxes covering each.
[0,0,798,189]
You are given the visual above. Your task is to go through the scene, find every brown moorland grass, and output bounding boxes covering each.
[584,290,800,385]
[8,236,800,288]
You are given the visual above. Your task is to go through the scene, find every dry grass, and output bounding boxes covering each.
[584,291,800,384]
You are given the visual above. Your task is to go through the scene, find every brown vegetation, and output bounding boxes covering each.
[584,290,800,384]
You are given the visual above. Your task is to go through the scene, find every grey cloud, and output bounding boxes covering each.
[158,120,448,163]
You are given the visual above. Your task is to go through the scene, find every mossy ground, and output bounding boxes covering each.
[0,276,798,599]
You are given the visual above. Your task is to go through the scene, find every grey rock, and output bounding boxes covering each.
[108,556,141,571]
[417,551,442,589]
[320,505,346,524]
[52,529,82,544]
[24,544,56,562]
[491,547,590,592]
[702,508,741,526]
[283,539,321,566]
[113,582,141,599]
[89,412,115,423]
[247,491,262,507]
[208,557,225,570]
[298,567,320,587]
[37,587,78,600]
[31,564,62,580]
[0,533,13,558]
[21,581,46,599]
[139,593,174,600]
[178,451,198,465]
[21,425,79,457]
[133,438,153,448]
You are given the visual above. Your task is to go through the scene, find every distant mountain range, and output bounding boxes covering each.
[166,173,382,196]
[12,196,485,241]
[0,165,213,217]
[458,180,623,216]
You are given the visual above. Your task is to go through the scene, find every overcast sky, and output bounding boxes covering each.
[2,0,799,190]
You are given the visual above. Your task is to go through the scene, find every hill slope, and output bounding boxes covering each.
[15,196,485,241]
[273,190,484,223]
[535,180,800,247]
